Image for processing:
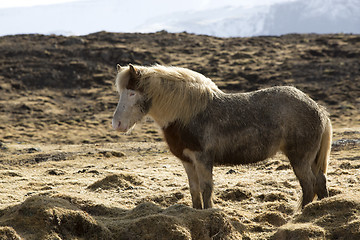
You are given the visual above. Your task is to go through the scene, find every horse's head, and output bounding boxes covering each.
[112,64,151,132]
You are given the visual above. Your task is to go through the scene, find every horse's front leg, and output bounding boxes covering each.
[183,149,214,209]
[182,161,203,209]
[196,160,214,209]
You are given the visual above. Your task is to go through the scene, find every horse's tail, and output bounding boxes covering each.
[314,118,332,175]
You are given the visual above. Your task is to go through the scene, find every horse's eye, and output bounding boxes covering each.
[129,92,135,97]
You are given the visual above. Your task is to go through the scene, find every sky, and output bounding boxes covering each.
[0,0,84,8]
[0,0,294,9]
[0,0,358,37]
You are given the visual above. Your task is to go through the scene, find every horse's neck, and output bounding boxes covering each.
[148,107,175,128]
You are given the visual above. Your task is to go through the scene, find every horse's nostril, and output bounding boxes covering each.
[112,119,122,130]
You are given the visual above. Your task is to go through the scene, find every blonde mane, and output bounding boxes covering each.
[117,65,222,126]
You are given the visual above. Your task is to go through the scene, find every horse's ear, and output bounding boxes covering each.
[129,64,140,77]
[127,64,141,90]
[116,64,122,72]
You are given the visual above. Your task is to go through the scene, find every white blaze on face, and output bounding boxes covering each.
[112,89,142,132]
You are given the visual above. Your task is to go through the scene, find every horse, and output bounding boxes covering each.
[112,64,332,209]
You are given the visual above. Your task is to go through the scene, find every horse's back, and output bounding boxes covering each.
[246,86,328,127]
[214,86,327,129]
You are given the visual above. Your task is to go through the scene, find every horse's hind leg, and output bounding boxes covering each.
[182,161,203,209]
[286,151,317,208]
[292,162,317,208]
[313,167,329,200]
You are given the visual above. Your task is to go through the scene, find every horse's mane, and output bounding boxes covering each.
[117,65,222,126]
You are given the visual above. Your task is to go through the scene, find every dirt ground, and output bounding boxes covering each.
[0,32,359,239]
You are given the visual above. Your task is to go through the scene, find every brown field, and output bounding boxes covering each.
[0,32,359,239]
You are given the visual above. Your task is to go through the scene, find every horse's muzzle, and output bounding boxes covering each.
[112,119,126,132]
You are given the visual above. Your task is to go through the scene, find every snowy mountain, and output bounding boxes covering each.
[0,0,359,37]
[138,0,360,37]
[263,0,360,36]
[136,5,271,37]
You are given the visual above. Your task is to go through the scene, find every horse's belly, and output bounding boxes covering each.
[214,152,261,165]
[214,143,277,165]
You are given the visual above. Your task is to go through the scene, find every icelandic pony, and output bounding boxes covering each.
[112,64,332,209]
